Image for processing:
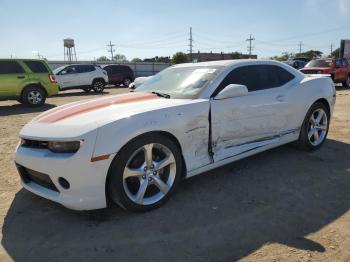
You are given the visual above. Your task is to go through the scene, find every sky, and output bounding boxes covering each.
[0,0,350,61]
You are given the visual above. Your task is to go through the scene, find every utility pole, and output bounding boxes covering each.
[246,34,255,57]
[107,40,115,61]
[330,43,333,56]
[188,27,193,62]
[298,41,304,54]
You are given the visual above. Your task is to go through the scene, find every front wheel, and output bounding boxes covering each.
[295,102,329,151]
[123,78,132,87]
[107,134,183,212]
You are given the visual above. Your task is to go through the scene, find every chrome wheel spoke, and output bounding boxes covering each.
[143,144,153,168]
[153,176,170,194]
[308,128,315,140]
[315,110,324,124]
[316,124,327,131]
[313,129,320,141]
[155,154,175,171]
[123,166,144,179]
[134,179,148,204]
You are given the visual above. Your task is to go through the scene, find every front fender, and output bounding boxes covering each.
[93,100,211,172]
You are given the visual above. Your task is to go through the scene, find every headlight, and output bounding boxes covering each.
[48,141,81,153]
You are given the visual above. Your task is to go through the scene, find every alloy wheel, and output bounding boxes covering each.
[122,143,176,205]
[27,91,42,105]
[307,108,328,146]
[94,81,104,92]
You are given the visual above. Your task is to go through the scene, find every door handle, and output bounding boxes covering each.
[276,95,285,102]
[17,76,25,79]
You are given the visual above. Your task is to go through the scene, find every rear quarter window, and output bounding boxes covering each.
[23,61,49,73]
[0,61,25,74]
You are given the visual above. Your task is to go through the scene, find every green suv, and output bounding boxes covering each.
[0,59,59,106]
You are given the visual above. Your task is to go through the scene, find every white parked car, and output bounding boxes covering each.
[53,64,108,93]
[15,60,336,212]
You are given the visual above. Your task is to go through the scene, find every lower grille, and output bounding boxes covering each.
[16,164,59,192]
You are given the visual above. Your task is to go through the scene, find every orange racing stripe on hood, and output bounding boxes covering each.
[37,92,159,123]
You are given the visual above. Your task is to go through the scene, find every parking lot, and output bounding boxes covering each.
[0,87,350,261]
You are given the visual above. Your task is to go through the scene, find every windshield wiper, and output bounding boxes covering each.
[151,91,171,99]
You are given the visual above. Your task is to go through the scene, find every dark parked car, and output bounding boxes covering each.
[102,65,134,87]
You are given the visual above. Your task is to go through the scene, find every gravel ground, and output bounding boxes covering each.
[0,87,350,262]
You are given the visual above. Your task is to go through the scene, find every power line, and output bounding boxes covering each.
[107,40,115,61]
[246,34,255,56]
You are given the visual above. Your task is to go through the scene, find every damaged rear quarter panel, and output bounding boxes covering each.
[93,99,211,173]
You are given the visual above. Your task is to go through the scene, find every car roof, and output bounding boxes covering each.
[101,64,131,68]
[172,59,289,68]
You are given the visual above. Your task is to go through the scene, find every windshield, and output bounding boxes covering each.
[305,60,332,68]
[135,66,224,98]
[53,65,67,74]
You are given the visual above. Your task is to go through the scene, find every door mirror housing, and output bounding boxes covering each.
[215,84,248,100]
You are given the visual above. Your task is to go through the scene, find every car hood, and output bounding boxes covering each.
[20,92,195,140]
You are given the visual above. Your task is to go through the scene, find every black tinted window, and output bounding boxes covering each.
[216,65,294,94]
[78,65,95,73]
[23,61,49,73]
[0,61,25,74]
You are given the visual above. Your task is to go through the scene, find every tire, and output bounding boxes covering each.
[342,75,350,87]
[107,133,183,212]
[92,79,105,93]
[295,102,330,151]
[123,78,132,88]
[21,86,46,107]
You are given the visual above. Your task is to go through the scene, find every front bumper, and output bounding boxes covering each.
[15,133,114,210]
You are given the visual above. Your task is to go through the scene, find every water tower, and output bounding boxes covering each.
[63,38,77,62]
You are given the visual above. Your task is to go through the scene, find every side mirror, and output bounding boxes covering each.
[215,84,248,100]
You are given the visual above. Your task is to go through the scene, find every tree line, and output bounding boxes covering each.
[96,52,189,64]
[271,48,341,61]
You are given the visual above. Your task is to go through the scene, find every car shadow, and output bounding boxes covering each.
[2,139,350,261]
[0,104,56,117]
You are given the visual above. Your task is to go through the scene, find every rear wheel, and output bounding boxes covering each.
[295,102,329,151]
[107,134,183,212]
[92,80,105,93]
[21,86,46,107]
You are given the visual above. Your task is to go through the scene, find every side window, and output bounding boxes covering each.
[215,65,295,95]
[23,61,49,73]
[61,66,77,75]
[0,61,25,74]
[78,65,95,73]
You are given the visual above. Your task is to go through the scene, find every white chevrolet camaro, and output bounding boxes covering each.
[15,60,336,212]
